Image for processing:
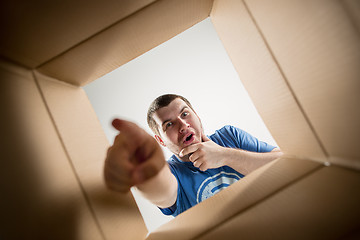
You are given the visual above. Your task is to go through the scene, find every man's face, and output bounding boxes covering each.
[153,98,203,160]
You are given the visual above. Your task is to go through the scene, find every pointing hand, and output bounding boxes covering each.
[104,119,165,192]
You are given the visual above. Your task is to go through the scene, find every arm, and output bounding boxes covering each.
[216,147,283,175]
[104,119,177,208]
[135,163,177,208]
[179,136,283,174]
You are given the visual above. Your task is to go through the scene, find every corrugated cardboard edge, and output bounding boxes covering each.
[244,0,360,164]
[0,60,104,239]
[210,0,327,160]
[197,164,360,239]
[147,157,323,240]
[33,70,148,240]
[36,0,214,86]
[0,0,157,68]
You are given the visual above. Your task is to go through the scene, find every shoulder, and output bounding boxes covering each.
[213,125,247,137]
[210,125,276,152]
[166,155,181,172]
[209,125,244,148]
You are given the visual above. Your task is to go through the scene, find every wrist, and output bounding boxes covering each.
[222,148,241,167]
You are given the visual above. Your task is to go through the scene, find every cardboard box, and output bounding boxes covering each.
[1,0,359,239]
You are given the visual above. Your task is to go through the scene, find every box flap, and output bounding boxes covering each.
[34,71,148,239]
[244,0,360,166]
[210,0,327,161]
[147,157,322,239]
[36,0,213,86]
[198,164,360,239]
[0,0,156,68]
[0,61,103,239]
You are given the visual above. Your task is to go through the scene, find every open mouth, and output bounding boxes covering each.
[184,133,194,144]
[186,134,193,141]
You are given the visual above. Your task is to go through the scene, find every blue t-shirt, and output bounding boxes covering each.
[159,125,276,217]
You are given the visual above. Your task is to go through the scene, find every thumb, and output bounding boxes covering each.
[202,133,210,142]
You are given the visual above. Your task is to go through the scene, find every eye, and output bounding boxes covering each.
[182,112,189,118]
[165,122,173,130]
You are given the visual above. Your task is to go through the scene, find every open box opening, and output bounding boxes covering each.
[1,0,359,239]
[83,18,278,232]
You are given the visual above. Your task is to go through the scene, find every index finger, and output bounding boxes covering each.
[111,119,147,154]
[179,143,201,157]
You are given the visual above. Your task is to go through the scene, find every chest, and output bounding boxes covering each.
[176,164,243,203]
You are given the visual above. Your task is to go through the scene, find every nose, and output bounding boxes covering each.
[178,118,189,133]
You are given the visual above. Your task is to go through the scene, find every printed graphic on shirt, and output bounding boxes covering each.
[196,171,241,203]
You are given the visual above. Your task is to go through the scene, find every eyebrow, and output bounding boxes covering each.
[161,106,188,128]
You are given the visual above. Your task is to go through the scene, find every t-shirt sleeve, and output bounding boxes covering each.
[215,125,276,152]
[159,201,177,215]
[158,162,182,216]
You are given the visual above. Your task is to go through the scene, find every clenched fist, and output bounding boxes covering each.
[104,119,166,193]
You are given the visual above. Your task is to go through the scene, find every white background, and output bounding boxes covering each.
[83,18,277,232]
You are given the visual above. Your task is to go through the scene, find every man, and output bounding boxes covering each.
[104,94,283,217]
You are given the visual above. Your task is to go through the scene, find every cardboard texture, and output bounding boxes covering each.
[146,157,322,240]
[343,0,360,32]
[36,0,214,86]
[1,0,360,239]
[0,0,156,68]
[197,165,360,240]
[34,71,148,240]
[0,61,103,240]
[244,0,360,166]
[210,0,327,160]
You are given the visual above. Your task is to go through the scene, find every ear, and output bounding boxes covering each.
[155,135,166,147]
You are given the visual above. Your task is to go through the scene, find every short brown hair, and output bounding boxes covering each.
[147,94,194,135]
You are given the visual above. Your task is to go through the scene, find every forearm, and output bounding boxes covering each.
[135,163,177,208]
[224,148,283,175]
